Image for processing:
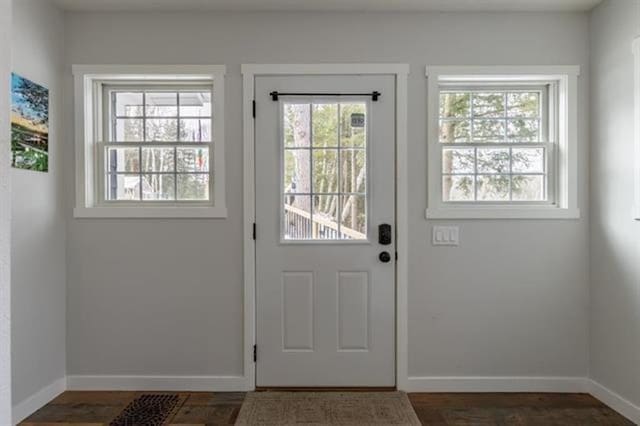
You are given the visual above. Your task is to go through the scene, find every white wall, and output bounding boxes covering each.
[63,10,590,386]
[0,0,12,423]
[11,0,67,415]
[589,0,640,417]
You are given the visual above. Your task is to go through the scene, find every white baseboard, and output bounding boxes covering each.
[66,375,253,392]
[12,375,640,426]
[12,376,67,425]
[588,379,640,424]
[405,376,588,393]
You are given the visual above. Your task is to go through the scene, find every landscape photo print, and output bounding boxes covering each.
[11,73,49,172]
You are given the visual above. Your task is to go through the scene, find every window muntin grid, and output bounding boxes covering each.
[438,84,554,204]
[281,100,368,241]
[101,84,213,203]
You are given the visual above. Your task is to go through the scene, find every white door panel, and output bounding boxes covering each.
[255,75,396,387]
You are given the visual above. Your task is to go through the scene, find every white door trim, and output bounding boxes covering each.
[241,64,410,390]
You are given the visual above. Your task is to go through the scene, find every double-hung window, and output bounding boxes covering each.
[73,65,226,218]
[426,66,580,219]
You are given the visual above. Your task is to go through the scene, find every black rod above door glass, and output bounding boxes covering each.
[270,91,380,101]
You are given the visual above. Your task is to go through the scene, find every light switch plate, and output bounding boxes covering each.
[432,226,459,246]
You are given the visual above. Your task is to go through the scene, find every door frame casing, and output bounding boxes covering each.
[241,64,410,391]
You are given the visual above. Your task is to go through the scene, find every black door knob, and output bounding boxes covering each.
[379,251,391,263]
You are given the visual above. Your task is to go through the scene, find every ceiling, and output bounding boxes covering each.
[53,0,603,13]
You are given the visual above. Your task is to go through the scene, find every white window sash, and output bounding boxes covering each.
[72,65,226,218]
[426,65,580,220]
[98,82,214,206]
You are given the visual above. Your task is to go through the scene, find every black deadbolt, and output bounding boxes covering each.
[378,224,392,245]
[379,251,391,263]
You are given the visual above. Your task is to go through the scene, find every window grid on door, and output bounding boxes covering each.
[282,101,368,241]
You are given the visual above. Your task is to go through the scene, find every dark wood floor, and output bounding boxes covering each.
[20,391,633,425]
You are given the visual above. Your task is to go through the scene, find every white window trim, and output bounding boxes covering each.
[425,65,580,220]
[633,38,640,220]
[72,64,227,219]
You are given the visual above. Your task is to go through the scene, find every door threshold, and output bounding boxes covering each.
[255,387,397,392]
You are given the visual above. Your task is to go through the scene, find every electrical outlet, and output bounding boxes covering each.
[432,226,459,246]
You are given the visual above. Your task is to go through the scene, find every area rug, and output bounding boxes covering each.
[235,392,421,425]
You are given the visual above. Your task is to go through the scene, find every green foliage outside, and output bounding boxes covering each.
[440,91,546,201]
[284,102,367,238]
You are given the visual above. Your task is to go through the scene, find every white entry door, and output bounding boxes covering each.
[255,74,396,387]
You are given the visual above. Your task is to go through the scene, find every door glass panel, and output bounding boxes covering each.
[313,194,341,240]
[282,101,368,241]
[312,149,338,194]
[284,103,310,148]
[283,195,312,240]
[340,195,367,239]
[312,104,338,147]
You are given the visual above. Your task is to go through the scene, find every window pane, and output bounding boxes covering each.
[146,119,178,141]
[339,149,366,193]
[512,175,545,201]
[477,175,510,201]
[507,119,540,142]
[312,149,338,194]
[141,147,175,172]
[477,148,510,173]
[177,147,209,173]
[177,173,209,200]
[283,195,311,240]
[507,92,540,118]
[284,103,310,148]
[179,92,211,117]
[145,92,177,117]
[312,103,338,147]
[473,93,505,118]
[340,103,367,147]
[512,148,544,173]
[142,174,175,200]
[107,147,139,173]
[114,118,143,142]
[437,85,551,206]
[443,148,475,174]
[473,119,505,142]
[440,93,470,118]
[106,174,141,201]
[115,92,143,117]
[341,195,367,239]
[440,119,471,143]
[443,175,474,201]
[284,149,310,194]
[312,194,341,240]
[180,119,211,142]
[282,101,368,241]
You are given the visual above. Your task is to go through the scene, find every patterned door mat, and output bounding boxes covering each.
[110,393,184,426]
[235,392,421,425]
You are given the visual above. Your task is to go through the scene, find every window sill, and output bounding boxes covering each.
[73,206,228,219]
[426,207,580,220]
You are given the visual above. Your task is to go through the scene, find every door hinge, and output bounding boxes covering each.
[395,252,398,261]
[252,100,256,118]
[253,223,257,240]
[253,344,257,362]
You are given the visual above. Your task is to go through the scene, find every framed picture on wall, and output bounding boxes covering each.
[11,73,49,172]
